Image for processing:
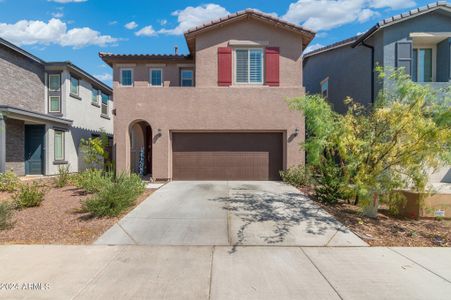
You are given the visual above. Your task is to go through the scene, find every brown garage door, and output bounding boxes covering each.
[172,132,283,180]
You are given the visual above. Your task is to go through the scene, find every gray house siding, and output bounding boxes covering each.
[381,11,451,86]
[5,118,25,175]
[304,44,372,114]
[0,46,45,113]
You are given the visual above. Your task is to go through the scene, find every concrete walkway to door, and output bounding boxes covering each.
[95,181,367,247]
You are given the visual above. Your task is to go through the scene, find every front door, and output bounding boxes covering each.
[25,125,45,175]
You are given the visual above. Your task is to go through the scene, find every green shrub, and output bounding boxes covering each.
[55,164,71,188]
[14,183,45,209]
[0,202,14,230]
[83,173,145,217]
[280,165,311,188]
[313,160,349,204]
[0,171,21,192]
[73,169,112,194]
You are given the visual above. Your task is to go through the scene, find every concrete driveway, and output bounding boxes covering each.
[95,181,366,247]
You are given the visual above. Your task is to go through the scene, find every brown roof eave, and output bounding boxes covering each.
[99,53,194,67]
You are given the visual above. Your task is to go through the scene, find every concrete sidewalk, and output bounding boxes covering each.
[0,245,450,299]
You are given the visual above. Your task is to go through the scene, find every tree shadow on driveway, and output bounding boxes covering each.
[209,189,347,253]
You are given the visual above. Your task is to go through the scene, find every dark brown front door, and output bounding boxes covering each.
[172,132,283,180]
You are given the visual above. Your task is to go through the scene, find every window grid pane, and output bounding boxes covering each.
[70,77,78,95]
[181,70,193,86]
[101,93,109,115]
[121,70,132,86]
[91,90,98,103]
[50,96,60,112]
[236,50,248,83]
[54,132,64,161]
[49,74,60,91]
[151,69,162,86]
[249,49,263,83]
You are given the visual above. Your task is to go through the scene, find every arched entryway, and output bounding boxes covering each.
[129,121,152,177]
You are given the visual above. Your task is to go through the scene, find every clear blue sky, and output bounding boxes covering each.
[0,0,435,85]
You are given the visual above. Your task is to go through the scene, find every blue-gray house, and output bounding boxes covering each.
[303,1,451,185]
[303,1,451,114]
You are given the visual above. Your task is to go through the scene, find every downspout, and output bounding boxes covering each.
[360,41,375,105]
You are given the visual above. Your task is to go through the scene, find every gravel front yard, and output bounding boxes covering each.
[0,184,152,244]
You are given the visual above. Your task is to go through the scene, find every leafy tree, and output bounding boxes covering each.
[79,130,110,170]
[289,68,451,217]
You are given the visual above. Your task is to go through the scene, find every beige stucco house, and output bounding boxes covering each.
[100,10,315,181]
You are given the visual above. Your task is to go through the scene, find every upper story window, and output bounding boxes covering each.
[101,92,109,116]
[120,68,133,86]
[180,69,194,87]
[413,48,433,82]
[150,68,163,87]
[70,76,79,96]
[320,77,329,98]
[91,89,99,104]
[235,48,263,84]
[49,74,61,91]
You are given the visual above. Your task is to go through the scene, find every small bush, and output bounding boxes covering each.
[0,171,21,192]
[73,169,112,194]
[83,173,145,217]
[0,202,14,230]
[313,160,349,204]
[280,165,311,187]
[55,164,71,188]
[14,183,45,209]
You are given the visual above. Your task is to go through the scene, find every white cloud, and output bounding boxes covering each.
[283,0,369,31]
[304,43,324,53]
[94,73,112,82]
[135,25,157,37]
[370,0,416,10]
[283,0,415,32]
[51,12,64,18]
[158,19,168,26]
[358,8,379,23]
[159,4,229,35]
[108,21,118,26]
[125,21,138,30]
[0,18,118,48]
[48,0,87,3]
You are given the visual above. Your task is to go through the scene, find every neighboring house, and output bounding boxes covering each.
[304,1,451,114]
[303,1,450,184]
[0,37,113,176]
[100,10,315,180]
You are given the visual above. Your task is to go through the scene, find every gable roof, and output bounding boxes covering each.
[184,9,316,54]
[304,1,451,58]
[0,37,112,92]
[353,1,451,46]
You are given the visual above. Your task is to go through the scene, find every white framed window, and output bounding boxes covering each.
[320,77,329,98]
[234,48,264,85]
[54,130,65,161]
[49,96,61,112]
[70,76,79,96]
[48,74,61,91]
[180,69,194,87]
[413,48,433,82]
[120,68,133,86]
[91,89,99,104]
[149,68,163,87]
[101,92,109,116]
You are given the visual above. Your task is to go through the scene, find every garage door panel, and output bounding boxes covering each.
[172,133,282,180]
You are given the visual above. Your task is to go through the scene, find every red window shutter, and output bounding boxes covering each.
[265,47,280,86]
[218,47,232,86]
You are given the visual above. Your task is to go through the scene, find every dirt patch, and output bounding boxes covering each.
[0,184,153,244]
[300,188,451,247]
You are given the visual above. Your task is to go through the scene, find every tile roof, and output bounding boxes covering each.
[98,53,193,66]
[304,1,451,58]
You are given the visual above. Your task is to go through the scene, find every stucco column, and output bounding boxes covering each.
[0,113,6,173]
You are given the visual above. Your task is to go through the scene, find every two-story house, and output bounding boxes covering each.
[303,1,451,113]
[303,2,450,184]
[0,37,113,176]
[100,10,315,181]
